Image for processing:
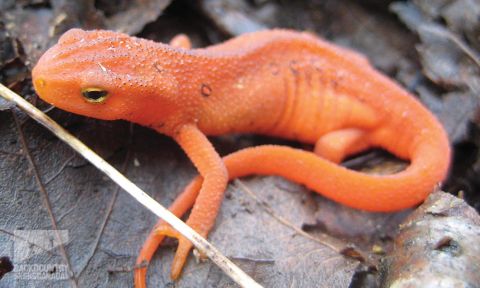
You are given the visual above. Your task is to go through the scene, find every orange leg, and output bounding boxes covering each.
[169,125,228,278]
[134,178,202,288]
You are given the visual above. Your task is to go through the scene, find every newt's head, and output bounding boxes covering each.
[32,28,179,124]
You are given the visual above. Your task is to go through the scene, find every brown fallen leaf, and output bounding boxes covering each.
[102,0,172,35]
[391,1,480,143]
[2,0,171,68]
[201,0,274,36]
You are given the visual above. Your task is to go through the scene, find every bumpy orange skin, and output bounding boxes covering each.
[32,28,450,287]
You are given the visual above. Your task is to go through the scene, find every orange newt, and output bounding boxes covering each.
[32,28,450,287]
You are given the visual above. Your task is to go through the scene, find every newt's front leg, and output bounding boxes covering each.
[170,124,228,277]
[134,178,202,288]
[144,124,228,281]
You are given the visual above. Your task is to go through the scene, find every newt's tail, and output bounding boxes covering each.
[221,144,449,211]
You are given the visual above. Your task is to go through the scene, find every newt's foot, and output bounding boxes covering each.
[314,129,369,163]
[169,34,192,49]
[154,223,194,280]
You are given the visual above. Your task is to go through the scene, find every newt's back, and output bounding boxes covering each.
[190,30,436,150]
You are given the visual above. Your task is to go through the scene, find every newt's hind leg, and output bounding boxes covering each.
[314,128,370,163]
[169,34,192,49]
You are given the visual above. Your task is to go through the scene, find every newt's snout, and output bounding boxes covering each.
[32,44,72,106]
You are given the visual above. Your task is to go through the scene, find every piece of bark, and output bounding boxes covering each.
[382,191,480,287]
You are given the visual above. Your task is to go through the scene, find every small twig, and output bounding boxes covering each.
[42,105,55,114]
[0,83,262,288]
[231,256,275,264]
[12,111,78,288]
[107,265,136,274]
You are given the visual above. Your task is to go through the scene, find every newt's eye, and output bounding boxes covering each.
[81,88,109,103]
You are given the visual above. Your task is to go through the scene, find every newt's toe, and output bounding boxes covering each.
[154,223,181,239]
[170,236,194,280]
[153,223,194,280]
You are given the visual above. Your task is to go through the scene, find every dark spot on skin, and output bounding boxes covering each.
[332,74,345,88]
[289,60,299,75]
[200,83,212,97]
[311,59,322,73]
[331,80,338,89]
[269,62,279,75]
[153,62,163,73]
